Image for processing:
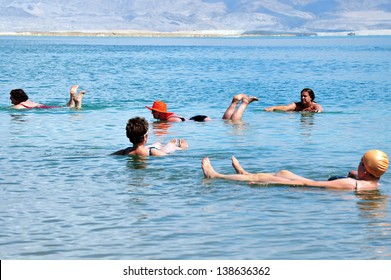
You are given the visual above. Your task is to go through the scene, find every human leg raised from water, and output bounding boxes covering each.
[67,85,78,108]
[231,155,310,180]
[202,157,227,179]
[67,85,86,109]
[230,95,258,121]
[202,157,294,184]
[222,93,246,119]
[202,157,277,182]
[274,170,316,184]
[231,156,316,184]
[231,156,251,175]
[74,89,86,109]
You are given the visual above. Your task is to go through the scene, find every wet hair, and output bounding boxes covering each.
[301,88,315,101]
[125,117,149,144]
[10,89,29,103]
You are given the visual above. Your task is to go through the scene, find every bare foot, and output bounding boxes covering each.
[201,157,219,178]
[178,139,188,149]
[74,90,86,102]
[73,89,86,109]
[242,96,259,104]
[70,85,79,94]
[67,85,81,107]
[231,156,249,175]
[232,93,246,103]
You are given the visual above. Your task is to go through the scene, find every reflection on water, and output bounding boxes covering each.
[299,112,315,137]
[223,119,250,136]
[356,190,388,220]
[355,190,391,258]
[152,121,172,136]
[10,113,29,123]
[126,156,148,170]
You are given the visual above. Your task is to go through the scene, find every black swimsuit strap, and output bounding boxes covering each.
[149,147,158,155]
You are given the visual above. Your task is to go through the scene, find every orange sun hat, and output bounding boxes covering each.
[146,101,172,113]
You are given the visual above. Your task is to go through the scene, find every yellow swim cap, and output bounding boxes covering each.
[362,150,389,178]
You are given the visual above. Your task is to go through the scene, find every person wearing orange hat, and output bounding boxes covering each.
[146,93,258,122]
[146,100,210,122]
[201,150,388,191]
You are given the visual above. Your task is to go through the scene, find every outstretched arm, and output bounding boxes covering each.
[288,177,357,190]
[264,102,296,112]
[152,139,188,155]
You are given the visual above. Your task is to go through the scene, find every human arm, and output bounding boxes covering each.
[11,104,26,109]
[249,174,357,190]
[151,139,188,156]
[264,102,297,112]
[302,103,323,113]
[284,177,357,190]
[347,170,358,179]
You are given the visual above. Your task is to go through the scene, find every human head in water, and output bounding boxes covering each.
[10,89,29,104]
[301,88,315,102]
[360,150,389,178]
[126,117,149,145]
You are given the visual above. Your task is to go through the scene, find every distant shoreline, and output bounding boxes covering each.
[1,29,391,37]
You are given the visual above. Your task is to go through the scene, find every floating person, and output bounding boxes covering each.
[264,88,323,113]
[146,93,258,123]
[112,116,189,156]
[222,93,259,121]
[201,150,389,191]
[146,100,210,122]
[9,85,86,109]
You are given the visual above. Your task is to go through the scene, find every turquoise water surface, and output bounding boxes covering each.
[1,36,390,259]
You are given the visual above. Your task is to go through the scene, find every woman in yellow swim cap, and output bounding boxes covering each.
[201,150,389,191]
[360,150,389,178]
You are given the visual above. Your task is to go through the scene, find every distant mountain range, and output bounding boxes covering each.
[1,0,390,33]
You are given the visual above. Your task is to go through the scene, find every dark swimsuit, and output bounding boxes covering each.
[149,147,158,155]
[120,147,158,156]
[166,114,209,122]
[189,115,209,122]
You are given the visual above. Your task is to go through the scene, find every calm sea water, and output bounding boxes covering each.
[1,36,390,260]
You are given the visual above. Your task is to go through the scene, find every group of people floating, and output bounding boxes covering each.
[9,85,388,191]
